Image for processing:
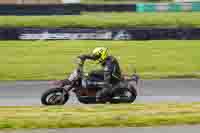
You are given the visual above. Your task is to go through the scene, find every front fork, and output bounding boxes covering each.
[59,81,73,104]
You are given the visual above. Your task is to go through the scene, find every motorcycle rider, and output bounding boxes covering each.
[78,47,122,102]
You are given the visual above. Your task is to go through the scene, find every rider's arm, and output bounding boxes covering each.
[78,54,97,61]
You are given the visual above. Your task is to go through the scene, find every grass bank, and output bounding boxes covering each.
[0,12,199,28]
[0,103,200,128]
[0,40,200,80]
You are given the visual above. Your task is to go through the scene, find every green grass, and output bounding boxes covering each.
[0,12,200,28]
[0,40,200,80]
[0,103,200,128]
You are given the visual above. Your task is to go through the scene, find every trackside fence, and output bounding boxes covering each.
[1,27,200,40]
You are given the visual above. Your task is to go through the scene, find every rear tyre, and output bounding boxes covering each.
[77,96,97,104]
[111,88,137,104]
[41,88,69,105]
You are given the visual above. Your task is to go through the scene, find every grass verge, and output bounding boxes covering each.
[1,103,200,128]
[0,40,200,80]
[0,12,200,28]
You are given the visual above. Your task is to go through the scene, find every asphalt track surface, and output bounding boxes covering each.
[0,125,200,133]
[0,79,200,132]
[0,79,200,106]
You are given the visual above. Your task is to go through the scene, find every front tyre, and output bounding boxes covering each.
[41,88,69,105]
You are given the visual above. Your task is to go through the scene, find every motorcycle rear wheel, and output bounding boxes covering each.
[41,88,69,105]
[110,88,137,104]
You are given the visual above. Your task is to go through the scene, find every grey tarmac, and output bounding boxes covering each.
[0,79,200,106]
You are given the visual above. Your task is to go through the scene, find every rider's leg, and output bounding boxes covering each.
[96,80,123,102]
[96,83,113,102]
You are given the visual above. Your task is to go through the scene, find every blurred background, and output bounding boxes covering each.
[0,0,80,4]
[0,0,199,4]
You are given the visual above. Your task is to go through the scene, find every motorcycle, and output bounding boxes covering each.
[41,59,139,105]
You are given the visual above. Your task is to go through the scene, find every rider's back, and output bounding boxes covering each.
[101,56,121,85]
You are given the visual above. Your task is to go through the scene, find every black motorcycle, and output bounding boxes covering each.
[41,59,139,105]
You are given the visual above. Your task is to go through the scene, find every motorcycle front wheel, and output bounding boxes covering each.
[41,88,69,105]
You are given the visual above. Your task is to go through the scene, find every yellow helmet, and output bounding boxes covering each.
[92,47,108,63]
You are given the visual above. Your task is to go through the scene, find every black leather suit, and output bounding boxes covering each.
[79,54,122,102]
